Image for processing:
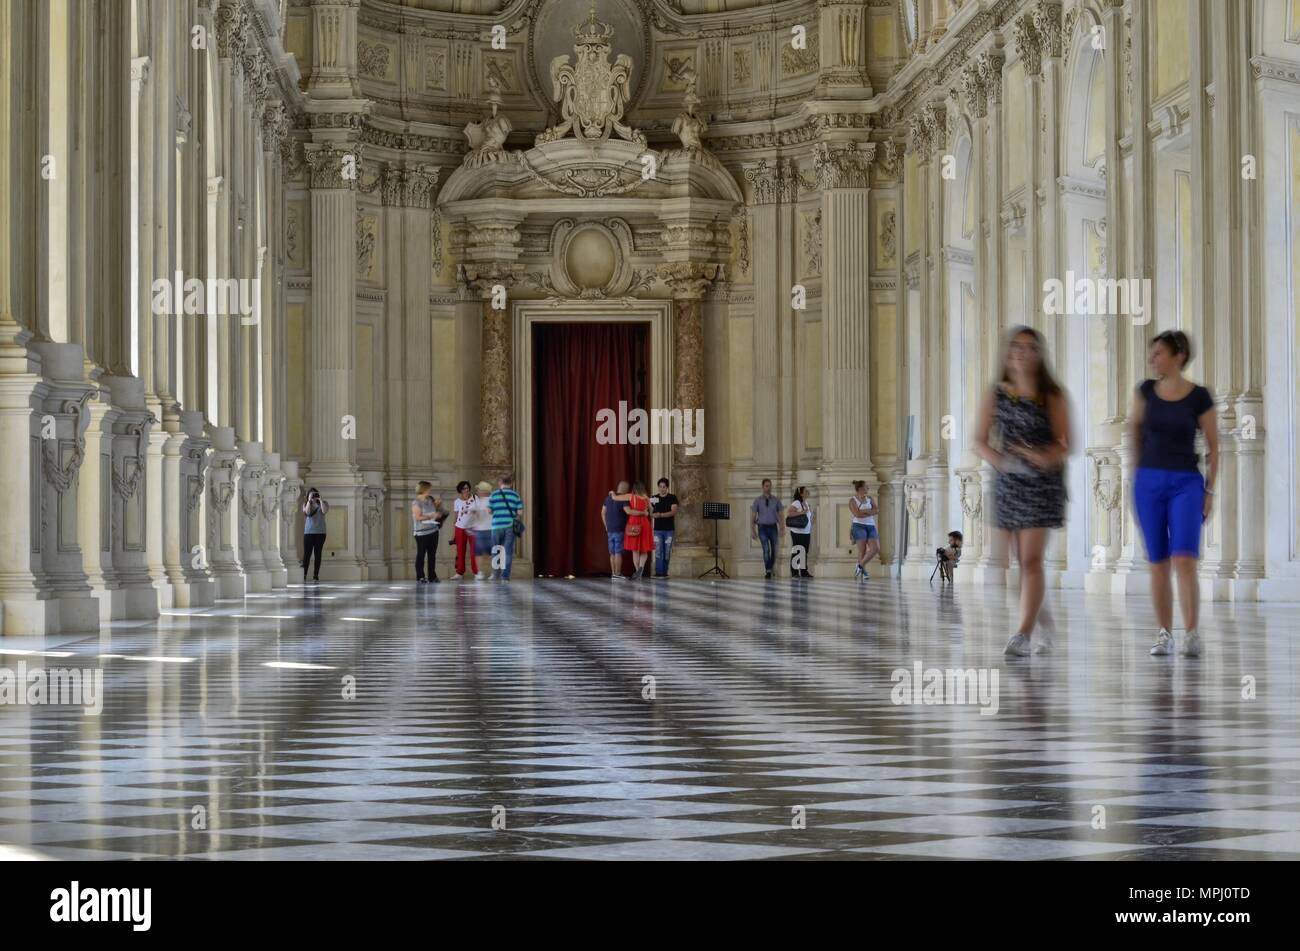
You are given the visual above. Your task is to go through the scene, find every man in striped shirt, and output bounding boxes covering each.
[488,474,524,581]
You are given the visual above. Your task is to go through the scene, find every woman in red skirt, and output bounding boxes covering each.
[623,481,655,578]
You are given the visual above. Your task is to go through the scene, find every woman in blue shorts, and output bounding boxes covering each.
[849,480,879,580]
[1128,330,1219,658]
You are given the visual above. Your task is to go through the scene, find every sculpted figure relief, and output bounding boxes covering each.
[463,77,513,166]
[537,4,646,147]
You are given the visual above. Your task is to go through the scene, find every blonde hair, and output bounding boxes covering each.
[475,481,492,493]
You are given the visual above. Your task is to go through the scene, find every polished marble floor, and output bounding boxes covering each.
[1,576,1298,861]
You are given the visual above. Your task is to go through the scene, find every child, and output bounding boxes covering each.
[936,531,963,583]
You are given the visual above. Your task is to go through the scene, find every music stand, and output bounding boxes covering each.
[699,502,731,579]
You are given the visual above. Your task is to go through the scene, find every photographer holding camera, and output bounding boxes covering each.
[302,488,329,583]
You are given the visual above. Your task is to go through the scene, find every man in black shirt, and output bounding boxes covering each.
[650,478,679,578]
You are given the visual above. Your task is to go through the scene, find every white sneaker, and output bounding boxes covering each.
[1032,631,1053,654]
[611,573,619,580]
[475,572,486,581]
[1181,630,1203,657]
[1003,633,1031,656]
[452,573,462,581]
[1150,628,1175,656]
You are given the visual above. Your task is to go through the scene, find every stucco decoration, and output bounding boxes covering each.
[536,4,646,146]
[530,0,649,122]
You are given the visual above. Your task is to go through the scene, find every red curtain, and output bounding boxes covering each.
[533,322,649,577]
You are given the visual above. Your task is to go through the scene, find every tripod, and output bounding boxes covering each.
[930,551,953,585]
[699,502,731,579]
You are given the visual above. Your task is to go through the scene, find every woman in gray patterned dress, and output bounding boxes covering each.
[973,326,1071,657]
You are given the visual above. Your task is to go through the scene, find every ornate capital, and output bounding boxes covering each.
[460,262,525,297]
[977,49,1005,107]
[656,262,720,300]
[743,159,780,205]
[961,61,988,119]
[908,112,931,157]
[1032,1,1066,61]
[813,141,873,190]
[380,164,440,208]
[215,0,250,61]
[1013,15,1043,78]
[305,142,362,190]
[260,100,288,154]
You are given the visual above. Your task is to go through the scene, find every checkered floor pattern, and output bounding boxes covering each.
[2,576,1298,860]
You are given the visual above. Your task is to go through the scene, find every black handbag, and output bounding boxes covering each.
[785,502,809,530]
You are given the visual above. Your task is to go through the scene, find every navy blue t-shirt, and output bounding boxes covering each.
[603,496,628,533]
[1137,379,1214,471]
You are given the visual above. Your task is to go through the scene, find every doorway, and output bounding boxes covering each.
[531,322,650,577]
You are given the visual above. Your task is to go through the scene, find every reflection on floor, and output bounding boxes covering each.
[1,577,1298,861]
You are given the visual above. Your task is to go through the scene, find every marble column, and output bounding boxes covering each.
[657,264,718,552]
[812,142,878,576]
[304,141,366,579]
[465,262,524,479]
[972,47,1008,585]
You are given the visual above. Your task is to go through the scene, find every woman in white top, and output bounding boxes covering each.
[465,482,495,580]
[451,481,479,580]
[785,486,814,579]
[849,479,880,580]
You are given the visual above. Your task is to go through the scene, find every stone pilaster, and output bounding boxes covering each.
[162,410,215,607]
[464,261,524,479]
[237,440,270,591]
[261,451,287,588]
[814,141,878,575]
[0,335,99,634]
[817,1,872,99]
[205,424,243,597]
[77,376,157,621]
[304,140,367,579]
[280,461,304,575]
[657,263,718,552]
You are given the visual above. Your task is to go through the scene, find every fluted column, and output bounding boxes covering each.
[740,160,787,478]
[973,47,1007,582]
[810,143,877,576]
[304,140,366,579]
[817,143,874,472]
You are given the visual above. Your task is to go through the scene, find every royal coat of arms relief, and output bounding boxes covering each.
[536,4,646,147]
